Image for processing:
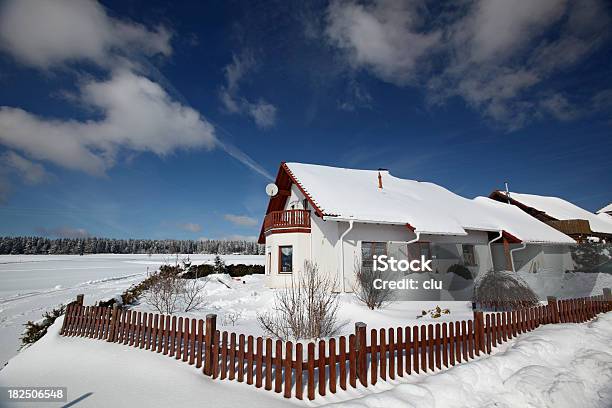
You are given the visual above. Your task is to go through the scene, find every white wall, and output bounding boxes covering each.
[491,243,575,274]
[265,231,311,288]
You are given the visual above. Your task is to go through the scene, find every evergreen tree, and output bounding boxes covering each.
[0,236,263,255]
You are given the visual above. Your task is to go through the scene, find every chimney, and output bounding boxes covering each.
[378,171,383,189]
[504,181,511,203]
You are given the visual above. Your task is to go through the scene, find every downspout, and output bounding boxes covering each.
[402,231,421,246]
[488,231,503,270]
[509,242,527,272]
[339,220,354,292]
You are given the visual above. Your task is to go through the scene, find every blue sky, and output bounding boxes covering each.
[0,0,611,241]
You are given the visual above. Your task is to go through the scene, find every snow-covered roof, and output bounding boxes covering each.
[597,203,612,214]
[472,197,575,244]
[597,212,612,223]
[284,163,574,244]
[503,192,612,235]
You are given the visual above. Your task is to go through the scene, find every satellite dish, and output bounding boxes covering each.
[265,183,279,197]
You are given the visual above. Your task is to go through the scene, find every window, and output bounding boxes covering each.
[462,244,476,266]
[361,241,387,269]
[279,246,293,273]
[407,242,431,261]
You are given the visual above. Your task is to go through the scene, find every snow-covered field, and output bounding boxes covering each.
[0,254,263,366]
[1,306,610,407]
[1,255,611,407]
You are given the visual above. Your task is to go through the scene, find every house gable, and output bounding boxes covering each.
[258,162,324,243]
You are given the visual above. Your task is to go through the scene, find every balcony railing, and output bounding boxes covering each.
[546,219,592,236]
[263,209,311,233]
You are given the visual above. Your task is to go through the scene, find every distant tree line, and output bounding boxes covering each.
[0,236,264,255]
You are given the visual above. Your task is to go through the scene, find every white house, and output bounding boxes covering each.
[259,162,576,293]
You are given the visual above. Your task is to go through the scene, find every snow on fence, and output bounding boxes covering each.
[60,289,612,401]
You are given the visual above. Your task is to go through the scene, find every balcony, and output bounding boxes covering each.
[546,219,592,236]
[263,209,311,234]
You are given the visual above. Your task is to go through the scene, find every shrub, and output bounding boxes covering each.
[353,258,393,309]
[182,263,264,279]
[447,264,473,280]
[226,264,265,277]
[257,261,342,340]
[571,242,611,272]
[473,269,539,310]
[143,267,183,314]
[21,305,66,348]
[213,254,226,274]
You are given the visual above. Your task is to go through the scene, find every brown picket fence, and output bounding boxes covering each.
[60,289,612,401]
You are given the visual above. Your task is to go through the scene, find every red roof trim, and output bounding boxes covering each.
[502,230,522,244]
[489,190,556,221]
[281,163,325,218]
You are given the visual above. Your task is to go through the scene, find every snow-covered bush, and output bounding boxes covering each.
[222,311,243,326]
[213,255,226,274]
[144,267,183,314]
[257,261,342,340]
[571,242,611,272]
[20,304,66,348]
[181,271,208,312]
[473,269,539,309]
[353,258,393,310]
[181,263,264,278]
[144,265,209,314]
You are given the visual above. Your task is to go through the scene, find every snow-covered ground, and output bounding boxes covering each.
[2,255,611,407]
[0,254,263,366]
[330,312,612,408]
[131,272,476,338]
[1,306,610,407]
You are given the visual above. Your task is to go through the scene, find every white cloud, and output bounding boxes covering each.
[0,70,216,174]
[247,101,277,129]
[0,0,274,187]
[219,52,278,129]
[179,223,202,233]
[325,0,441,86]
[325,0,611,129]
[0,0,171,69]
[36,226,90,238]
[224,214,258,227]
[2,151,49,184]
[457,0,567,64]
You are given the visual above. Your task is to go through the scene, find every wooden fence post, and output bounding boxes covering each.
[547,296,559,323]
[76,294,84,305]
[355,322,367,387]
[204,314,217,376]
[107,304,118,342]
[473,311,484,355]
[60,303,72,335]
[604,288,611,307]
